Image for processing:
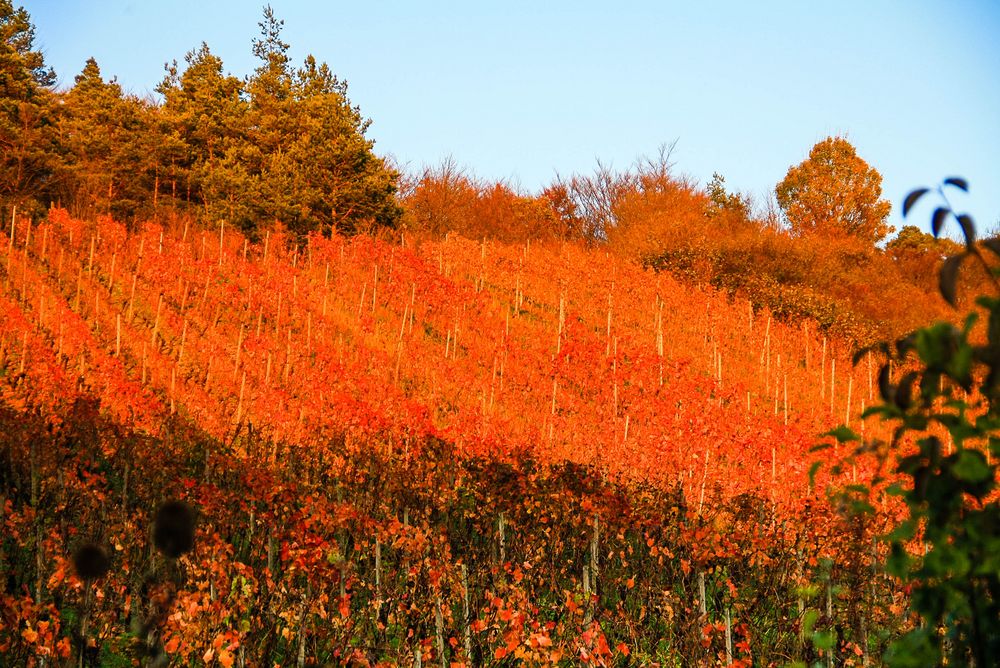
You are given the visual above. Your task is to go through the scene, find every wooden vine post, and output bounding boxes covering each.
[435,594,446,668]
[498,512,506,564]
[590,515,599,598]
[725,606,733,665]
[461,564,472,663]
[698,572,707,616]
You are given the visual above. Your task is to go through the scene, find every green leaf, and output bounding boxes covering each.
[962,311,979,335]
[862,404,893,420]
[808,461,823,487]
[931,207,949,237]
[886,518,918,542]
[823,425,860,443]
[811,629,836,651]
[943,177,968,192]
[938,254,965,307]
[885,627,940,667]
[982,237,1000,259]
[849,500,876,515]
[951,449,990,483]
[886,542,912,576]
[989,436,1000,458]
[902,188,929,217]
[801,608,820,635]
[975,294,1000,311]
[923,542,971,577]
[950,344,974,384]
[885,482,905,497]
[956,214,976,249]
[797,583,821,598]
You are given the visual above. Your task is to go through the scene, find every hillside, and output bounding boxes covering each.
[4,210,889,499]
[0,209,909,665]
[4,0,998,663]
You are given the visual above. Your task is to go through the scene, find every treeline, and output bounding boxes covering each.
[2,1,970,343]
[403,143,967,344]
[1,4,399,235]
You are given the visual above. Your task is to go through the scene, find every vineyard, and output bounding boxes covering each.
[2,209,912,666]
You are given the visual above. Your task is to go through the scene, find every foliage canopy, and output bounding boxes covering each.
[776,137,892,244]
[1,3,400,235]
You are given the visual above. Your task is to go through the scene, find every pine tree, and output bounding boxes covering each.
[157,43,250,225]
[282,55,400,235]
[0,0,58,212]
[244,6,400,236]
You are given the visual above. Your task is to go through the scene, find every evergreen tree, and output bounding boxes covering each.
[242,4,293,229]
[58,58,163,221]
[0,0,57,212]
[282,55,400,235]
[61,59,120,214]
[158,43,250,225]
[706,172,750,220]
[1,3,399,234]
[244,6,400,235]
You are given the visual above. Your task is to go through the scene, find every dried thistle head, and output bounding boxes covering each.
[153,500,196,559]
[73,543,110,581]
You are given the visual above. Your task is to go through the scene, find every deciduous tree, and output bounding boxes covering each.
[776,136,891,244]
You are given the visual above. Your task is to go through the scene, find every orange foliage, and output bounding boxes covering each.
[0,209,885,513]
[607,173,711,259]
[402,162,570,242]
[0,208,908,665]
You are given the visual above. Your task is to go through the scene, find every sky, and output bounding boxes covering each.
[21,1,1000,236]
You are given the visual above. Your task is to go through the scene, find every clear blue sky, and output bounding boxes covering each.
[22,0,1000,235]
